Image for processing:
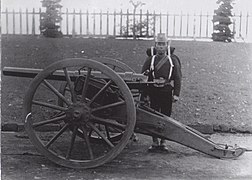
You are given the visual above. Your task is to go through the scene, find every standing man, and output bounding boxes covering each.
[141,33,182,151]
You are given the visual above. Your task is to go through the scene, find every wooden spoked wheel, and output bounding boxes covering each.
[23,58,136,169]
[58,57,135,107]
[57,57,136,142]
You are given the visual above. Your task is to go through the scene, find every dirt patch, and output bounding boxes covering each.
[2,132,252,179]
[1,35,252,132]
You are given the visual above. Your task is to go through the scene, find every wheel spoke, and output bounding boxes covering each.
[105,125,111,139]
[91,101,126,112]
[91,115,126,130]
[66,125,78,159]
[33,114,66,128]
[88,129,93,138]
[89,80,112,105]
[63,68,76,103]
[81,125,94,159]
[81,67,92,102]
[45,123,69,148]
[87,122,114,148]
[43,80,71,106]
[32,100,68,111]
[65,87,70,91]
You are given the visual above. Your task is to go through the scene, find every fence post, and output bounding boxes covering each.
[133,9,136,39]
[126,9,129,37]
[5,8,9,34]
[166,12,169,36]
[239,11,242,38]
[59,8,62,32]
[86,10,89,35]
[159,12,162,34]
[72,9,76,37]
[13,9,15,34]
[39,8,41,35]
[26,8,29,34]
[120,9,122,36]
[199,11,202,37]
[66,8,69,35]
[32,8,35,35]
[173,13,176,37]
[186,13,189,37]
[140,9,142,37]
[113,10,116,36]
[212,12,214,39]
[106,11,109,36]
[146,10,149,37]
[153,11,156,37]
[180,11,183,37]
[100,10,102,36]
[19,8,22,34]
[193,12,196,40]
[206,12,209,37]
[233,13,236,40]
[80,10,82,35]
[93,10,96,35]
[246,12,249,38]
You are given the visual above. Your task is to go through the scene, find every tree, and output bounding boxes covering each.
[122,1,155,38]
[129,0,145,39]
[122,17,154,38]
[40,0,63,38]
[212,0,235,42]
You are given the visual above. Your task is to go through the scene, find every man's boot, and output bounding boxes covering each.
[159,139,169,151]
[148,137,159,151]
[131,133,138,142]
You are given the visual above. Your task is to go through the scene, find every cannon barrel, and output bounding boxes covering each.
[3,66,148,82]
[3,67,44,79]
[2,66,152,90]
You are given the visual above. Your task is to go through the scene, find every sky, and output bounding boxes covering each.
[1,0,252,13]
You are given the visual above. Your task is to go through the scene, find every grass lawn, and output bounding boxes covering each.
[1,35,252,132]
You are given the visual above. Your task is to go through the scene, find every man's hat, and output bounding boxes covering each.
[155,33,168,42]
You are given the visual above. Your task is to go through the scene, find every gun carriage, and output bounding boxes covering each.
[3,57,246,169]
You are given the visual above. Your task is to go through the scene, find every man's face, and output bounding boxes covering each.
[155,42,167,55]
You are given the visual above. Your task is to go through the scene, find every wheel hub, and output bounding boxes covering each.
[66,103,90,124]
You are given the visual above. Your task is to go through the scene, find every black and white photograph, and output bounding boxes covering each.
[1,0,252,179]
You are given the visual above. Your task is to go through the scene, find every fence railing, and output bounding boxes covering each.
[1,8,251,41]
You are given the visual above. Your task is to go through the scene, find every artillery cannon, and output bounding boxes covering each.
[3,57,246,169]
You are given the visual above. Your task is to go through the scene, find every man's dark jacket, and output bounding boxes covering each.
[141,51,182,96]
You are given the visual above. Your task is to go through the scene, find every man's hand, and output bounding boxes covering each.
[172,95,179,102]
[140,95,150,106]
[143,96,150,105]
[142,69,150,76]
